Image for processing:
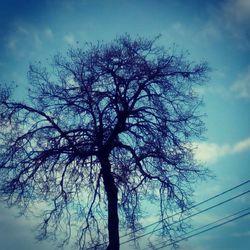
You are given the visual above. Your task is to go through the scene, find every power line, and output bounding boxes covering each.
[153,211,250,250]
[120,190,249,246]
[119,179,249,239]
[86,179,249,249]
[143,207,250,250]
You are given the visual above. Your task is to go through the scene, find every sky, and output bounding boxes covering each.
[0,0,249,249]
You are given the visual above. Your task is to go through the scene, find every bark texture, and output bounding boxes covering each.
[100,156,120,250]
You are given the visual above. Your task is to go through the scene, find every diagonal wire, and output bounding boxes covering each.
[120,179,249,240]
[120,190,249,246]
[86,179,249,249]
[153,211,250,250]
[143,207,250,250]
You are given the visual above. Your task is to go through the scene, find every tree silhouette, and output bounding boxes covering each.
[0,35,209,249]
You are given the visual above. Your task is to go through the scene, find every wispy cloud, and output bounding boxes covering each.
[233,137,250,152]
[193,142,229,164]
[44,28,54,39]
[232,230,250,238]
[63,34,76,45]
[221,0,250,43]
[197,21,222,42]
[231,66,250,98]
[196,0,250,49]
[195,66,250,100]
[192,212,221,226]
[6,38,17,49]
[4,23,56,59]
[4,23,44,57]
[193,137,250,164]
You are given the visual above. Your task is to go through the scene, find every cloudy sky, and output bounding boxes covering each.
[0,0,249,249]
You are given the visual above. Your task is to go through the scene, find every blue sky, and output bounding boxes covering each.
[0,0,249,249]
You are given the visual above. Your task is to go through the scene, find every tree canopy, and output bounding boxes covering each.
[0,35,209,249]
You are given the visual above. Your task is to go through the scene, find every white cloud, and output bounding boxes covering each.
[219,0,250,47]
[231,66,250,98]
[16,25,29,35]
[193,137,250,164]
[33,33,42,48]
[232,230,250,238]
[195,66,250,99]
[44,28,54,39]
[7,38,17,49]
[198,21,222,42]
[193,142,230,164]
[5,23,43,55]
[196,0,250,49]
[222,0,250,28]
[192,212,221,226]
[171,22,186,36]
[233,137,250,152]
[63,34,76,45]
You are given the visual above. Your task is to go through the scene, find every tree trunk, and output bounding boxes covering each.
[100,156,120,250]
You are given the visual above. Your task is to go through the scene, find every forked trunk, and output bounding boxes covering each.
[100,156,120,250]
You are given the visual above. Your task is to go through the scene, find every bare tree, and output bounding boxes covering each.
[0,35,209,250]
